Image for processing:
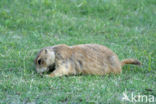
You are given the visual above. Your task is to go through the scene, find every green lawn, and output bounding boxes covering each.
[0,0,155,103]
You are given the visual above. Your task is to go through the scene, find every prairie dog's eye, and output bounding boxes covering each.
[38,59,42,65]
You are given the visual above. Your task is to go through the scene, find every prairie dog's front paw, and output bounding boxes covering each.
[44,75,50,77]
[45,73,55,77]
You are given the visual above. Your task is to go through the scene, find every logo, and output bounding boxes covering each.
[122,92,155,103]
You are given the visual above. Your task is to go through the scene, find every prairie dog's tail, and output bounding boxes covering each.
[121,58,141,67]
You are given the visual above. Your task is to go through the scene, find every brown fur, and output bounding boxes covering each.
[34,44,141,77]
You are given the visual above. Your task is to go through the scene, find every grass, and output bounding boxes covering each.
[0,0,155,103]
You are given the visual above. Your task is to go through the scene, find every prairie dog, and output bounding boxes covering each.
[34,44,141,77]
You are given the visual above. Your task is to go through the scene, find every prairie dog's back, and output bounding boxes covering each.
[71,44,118,62]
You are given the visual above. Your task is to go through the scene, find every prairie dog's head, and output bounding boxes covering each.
[34,49,55,73]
